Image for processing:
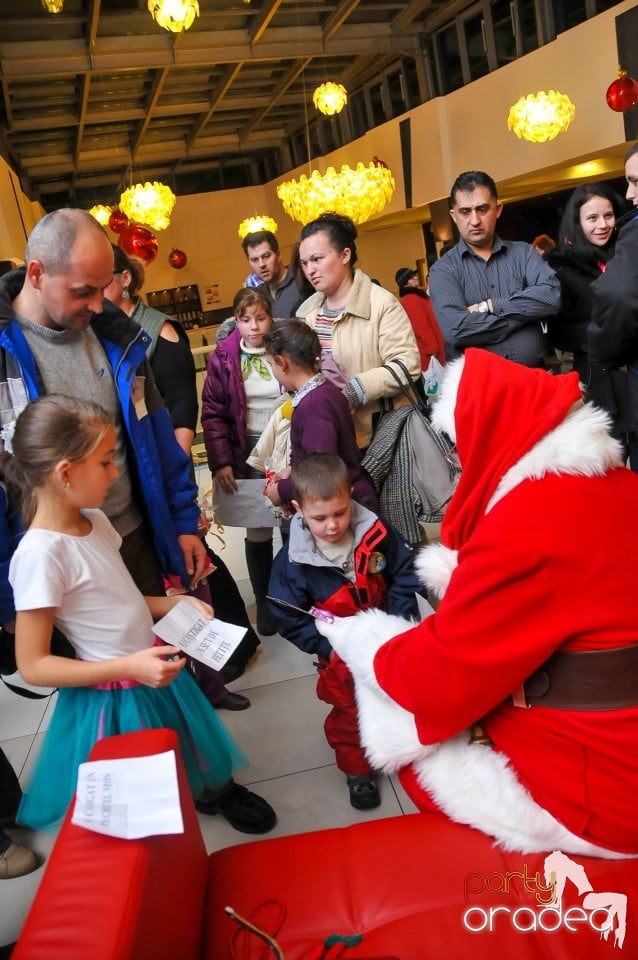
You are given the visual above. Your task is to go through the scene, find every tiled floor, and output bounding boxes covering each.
[0,514,418,949]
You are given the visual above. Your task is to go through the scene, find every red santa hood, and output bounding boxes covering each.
[433,349,582,550]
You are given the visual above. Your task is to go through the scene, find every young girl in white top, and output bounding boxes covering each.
[5,395,275,834]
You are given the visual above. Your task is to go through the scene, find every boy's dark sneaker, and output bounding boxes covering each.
[195,781,276,834]
[347,774,380,810]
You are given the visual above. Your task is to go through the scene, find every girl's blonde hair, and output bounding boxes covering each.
[1,395,114,525]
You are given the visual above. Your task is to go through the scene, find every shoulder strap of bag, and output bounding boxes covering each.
[383,359,428,415]
[383,361,459,468]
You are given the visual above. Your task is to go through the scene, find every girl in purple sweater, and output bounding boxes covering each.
[263,320,378,512]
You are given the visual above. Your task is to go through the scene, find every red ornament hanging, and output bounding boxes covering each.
[168,248,187,270]
[108,208,129,234]
[118,224,158,266]
[606,69,638,113]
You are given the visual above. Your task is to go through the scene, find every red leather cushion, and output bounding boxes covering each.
[205,812,638,960]
[14,729,208,960]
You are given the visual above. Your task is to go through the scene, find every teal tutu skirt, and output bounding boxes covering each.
[17,669,247,831]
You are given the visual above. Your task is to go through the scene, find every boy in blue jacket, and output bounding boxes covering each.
[268,452,424,810]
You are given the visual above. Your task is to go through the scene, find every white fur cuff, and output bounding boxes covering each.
[415,541,458,600]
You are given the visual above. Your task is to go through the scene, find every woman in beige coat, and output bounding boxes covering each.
[295,214,420,450]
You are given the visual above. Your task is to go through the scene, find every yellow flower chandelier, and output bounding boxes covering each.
[41,0,63,11]
[147,0,199,33]
[88,204,112,227]
[313,82,348,116]
[237,215,279,239]
[277,162,395,226]
[119,181,176,232]
[507,90,575,143]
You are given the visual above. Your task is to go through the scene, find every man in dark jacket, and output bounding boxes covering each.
[589,141,638,469]
[242,230,306,318]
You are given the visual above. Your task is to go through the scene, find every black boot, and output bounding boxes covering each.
[244,538,277,636]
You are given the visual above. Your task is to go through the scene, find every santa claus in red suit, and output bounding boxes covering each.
[318,348,638,857]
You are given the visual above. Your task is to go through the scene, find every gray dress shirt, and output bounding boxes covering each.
[429,236,560,367]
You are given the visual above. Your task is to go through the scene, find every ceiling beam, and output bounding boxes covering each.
[240,56,312,144]
[131,67,169,156]
[86,0,102,62]
[323,0,362,41]
[186,62,243,147]
[73,74,91,167]
[250,0,283,45]
[392,0,436,33]
[0,25,418,78]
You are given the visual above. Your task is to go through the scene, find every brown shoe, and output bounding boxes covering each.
[0,842,41,879]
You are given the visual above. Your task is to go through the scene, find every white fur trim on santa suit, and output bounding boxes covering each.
[429,356,464,442]
[411,736,630,858]
[318,371,629,857]
[414,541,458,600]
[487,401,624,511]
[317,610,432,772]
[320,610,625,856]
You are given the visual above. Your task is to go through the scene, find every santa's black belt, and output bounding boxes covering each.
[512,644,638,711]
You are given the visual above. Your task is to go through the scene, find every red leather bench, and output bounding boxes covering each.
[14,729,638,959]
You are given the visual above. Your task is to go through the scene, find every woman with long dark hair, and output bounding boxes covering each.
[546,182,630,447]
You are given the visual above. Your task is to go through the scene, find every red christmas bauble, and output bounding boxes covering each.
[118,224,158,265]
[168,248,187,269]
[606,73,638,112]
[108,208,129,234]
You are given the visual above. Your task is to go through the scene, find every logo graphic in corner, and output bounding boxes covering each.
[545,851,627,950]
[463,850,627,949]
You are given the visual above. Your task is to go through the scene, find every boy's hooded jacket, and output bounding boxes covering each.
[319,349,638,857]
[269,502,422,661]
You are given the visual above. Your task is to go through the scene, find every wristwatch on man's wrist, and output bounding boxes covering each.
[476,300,489,313]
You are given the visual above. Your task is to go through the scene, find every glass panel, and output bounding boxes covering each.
[426,38,442,97]
[349,90,368,139]
[552,0,587,33]
[321,117,338,153]
[518,0,539,53]
[308,123,321,160]
[434,25,464,93]
[369,82,386,126]
[491,0,516,65]
[290,130,307,167]
[403,57,421,106]
[462,12,489,81]
[387,70,405,117]
[594,0,623,10]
